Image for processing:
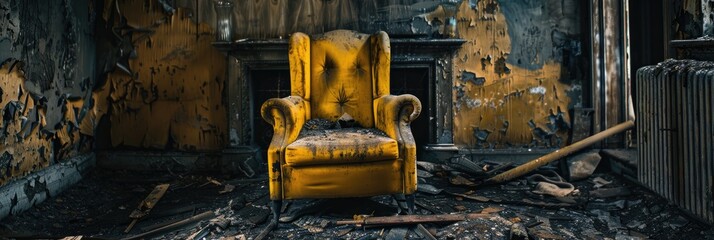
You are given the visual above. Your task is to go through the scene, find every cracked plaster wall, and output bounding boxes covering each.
[0,0,95,186]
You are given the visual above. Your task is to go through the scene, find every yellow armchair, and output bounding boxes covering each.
[261,30,422,222]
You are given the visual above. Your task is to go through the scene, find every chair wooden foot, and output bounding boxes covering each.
[405,194,415,214]
[270,200,282,224]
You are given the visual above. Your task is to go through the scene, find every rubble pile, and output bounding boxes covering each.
[1,152,713,239]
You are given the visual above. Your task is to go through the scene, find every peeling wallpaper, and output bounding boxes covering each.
[452,0,584,148]
[0,0,95,186]
[175,0,587,149]
[94,0,227,151]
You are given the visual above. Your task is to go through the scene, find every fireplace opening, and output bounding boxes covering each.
[390,66,431,155]
[251,66,432,159]
[251,69,292,153]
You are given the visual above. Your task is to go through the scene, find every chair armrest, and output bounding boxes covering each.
[374,94,421,194]
[261,96,308,200]
[374,94,422,140]
[261,96,308,146]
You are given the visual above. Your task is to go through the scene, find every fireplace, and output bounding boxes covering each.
[214,37,464,163]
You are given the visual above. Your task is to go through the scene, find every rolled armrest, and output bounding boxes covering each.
[373,94,422,140]
[261,96,308,143]
[260,95,308,200]
[373,94,421,194]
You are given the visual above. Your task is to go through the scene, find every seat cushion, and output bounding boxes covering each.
[285,128,399,167]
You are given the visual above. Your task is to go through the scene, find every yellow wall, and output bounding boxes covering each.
[94,0,227,151]
[93,0,584,151]
[451,1,577,148]
[0,62,87,185]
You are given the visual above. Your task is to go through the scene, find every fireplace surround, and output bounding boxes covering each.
[214,37,465,163]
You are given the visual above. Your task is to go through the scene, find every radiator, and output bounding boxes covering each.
[637,59,714,224]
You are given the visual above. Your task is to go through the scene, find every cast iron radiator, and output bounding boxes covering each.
[637,59,713,224]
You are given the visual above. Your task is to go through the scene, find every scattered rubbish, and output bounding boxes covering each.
[532,182,574,197]
[626,199,642,208]
[485,162,514,176]
[484,120,635,184]
[480,207,504,214]
[337,112,357,128]
[3,155,708,239]
[334,226,354,237]
[448,155,485,176]
[668,216,689,229]
[626,220,646,230]
[219,184,236,194]
[417,169,433,178]
[124,211,215,240]
[615,232,646,240]
[384,227,408,240]
[336,213,491,227]
[293,216,329,233]
[527,171,575,197]
[186,223,212,240]
[124,184,170,233]
[520,199,576,208]
[60,237,83,240]
[447,191,490,202]
[417,184,443,195]
[590,187,631,198]
[591,177,613,188]
[449,175,477,187]
[278,199,328,223]
[253,221,276,240]
[591,209,623,231]
[416,161,453,173]
[567,151,601,181]
[509,223,528,240]
[414,224,437,240]
[453,205,467,211]
[588,200,626,211]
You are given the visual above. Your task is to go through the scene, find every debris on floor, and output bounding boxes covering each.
[1,152,713,239]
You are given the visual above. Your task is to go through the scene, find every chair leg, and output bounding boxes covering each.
[405,194,415,214]
[270,200,282,224]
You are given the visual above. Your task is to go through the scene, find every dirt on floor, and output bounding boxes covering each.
[0,158,713,240]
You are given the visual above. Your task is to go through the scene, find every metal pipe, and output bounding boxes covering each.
[483,120,635,184]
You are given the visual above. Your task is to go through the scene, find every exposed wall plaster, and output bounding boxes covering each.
[94,0,227,151]
[0,0,95,186]
[451,0,584,148]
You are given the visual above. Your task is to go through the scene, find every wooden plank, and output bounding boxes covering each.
[125,184,170,233]
[335,213,491,226]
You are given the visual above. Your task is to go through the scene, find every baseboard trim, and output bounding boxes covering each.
[0,152,95,220]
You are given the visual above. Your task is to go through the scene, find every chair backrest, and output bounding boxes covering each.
[288,30,391,128]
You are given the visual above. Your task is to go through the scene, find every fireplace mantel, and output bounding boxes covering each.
[214,37,465,162]
[213,38,465,60]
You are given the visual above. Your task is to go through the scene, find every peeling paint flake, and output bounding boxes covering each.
[529,86,546,95]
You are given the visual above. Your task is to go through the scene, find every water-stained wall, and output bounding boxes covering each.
[0,0,95,185]
[93,0,227,151]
